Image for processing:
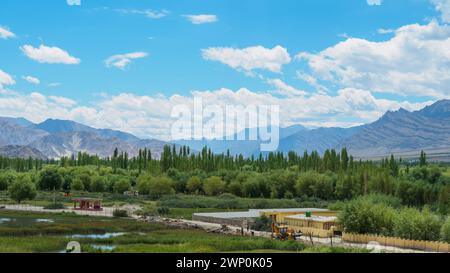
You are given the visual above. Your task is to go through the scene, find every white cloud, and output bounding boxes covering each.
[0,69,15,88]
[105,52,148,70]
[0,87,430,140]
[266,79,307,97]
[48,82,61,87]
[20,44,80,64]
[296,21,450,98]
[0,26,15,39]
[115,9,169,19]
[184,14,218,24]
[296,72,329,94]
[49,95,77,107]
[432,0,450,23]
[22,76,40,85]
[202,45,291,74]
[367,0,382,6]
[67,0,81,6]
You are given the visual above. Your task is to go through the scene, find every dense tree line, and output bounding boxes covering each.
[0,156,45,172]
[0,146,449,214]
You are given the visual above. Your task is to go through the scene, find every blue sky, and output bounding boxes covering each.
[1,0,450,140]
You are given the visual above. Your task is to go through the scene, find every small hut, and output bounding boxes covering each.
[73,198,103,211]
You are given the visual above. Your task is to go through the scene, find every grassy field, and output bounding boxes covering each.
[0,210,366,253]
[443,168,450,177]
[1,190,331,220]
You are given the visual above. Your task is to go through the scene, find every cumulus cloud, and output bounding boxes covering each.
[49,95,76,107]
[67,0,81,6]
[296,21,450,98]
[432,0,450,23]
[184,14,218,24]
[367,0,382,6]
[105,52,148,70]
[296,72,329,94]
[0,87,431,140]
[202,45,291,74]
[266,79,307,97]
[22,75,40,85]
[0,26,15,39]
[0,69,15,88]
[20,44,80,64]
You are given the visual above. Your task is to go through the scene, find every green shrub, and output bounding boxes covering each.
[0,171,17,191]
[394,207,442,241]
[441,217,450,243]
[157,206,170,215]
[338,197,395,236]
[113,179,131,194]
[38,167,63,191]
[8,175,37,204]
[252,216,272,232]
[203,176,226,196]
[186,176,202,194]
[113,209,128,218]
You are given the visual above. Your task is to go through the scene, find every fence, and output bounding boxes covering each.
[288,226,333,238]
[342,232,450,253]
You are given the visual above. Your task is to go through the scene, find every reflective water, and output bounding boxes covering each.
[69,232,126,239]
[0,217,55,226]
[90,245,117,251]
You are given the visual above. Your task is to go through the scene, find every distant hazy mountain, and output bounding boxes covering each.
[0,117,49,147]
[174,125,307,157]
[33,119,140,142]
[0,118,169,159]
[0,145,47,160]
[1,100,449,160]
[342,100,450,159]
[276,126,362,155]
[272,99,450,160]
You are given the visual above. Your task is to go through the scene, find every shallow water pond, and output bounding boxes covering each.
[68,232,126,239]
[0,216,56,226]
[90,244,117,251]
[0,218,12,224]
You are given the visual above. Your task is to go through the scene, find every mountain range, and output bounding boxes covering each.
[0,118,168,160]
[0,99,449,161]
[177,99,450,161]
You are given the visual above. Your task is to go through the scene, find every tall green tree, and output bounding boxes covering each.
[8,175,37,204]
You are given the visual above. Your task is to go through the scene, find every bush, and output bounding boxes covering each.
[113,179,131,194]
[296,172,335,200]
[203,176,226,196]
[44,203,65,210]
[186,176,202,194]
[137,174,152,195]
[90,176,106,192]
[38,167,63,191]
[71,178,84,191]
[113,209,128,218]
[157,206,170,215]
[148,177,175,200]
[252,216,272,232]
[8,175,37,204]
[338,197,395,236]
[0,171,17,191]
[441,217,450,243]
[394,207,442,241]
